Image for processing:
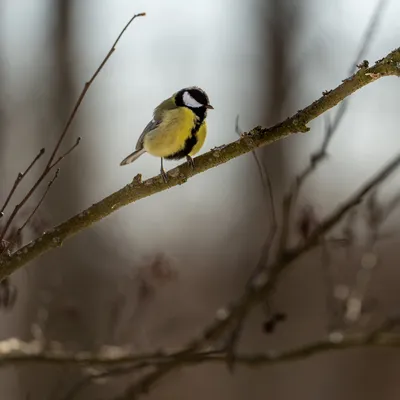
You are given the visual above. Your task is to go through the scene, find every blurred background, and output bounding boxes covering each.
[1,0,400,399]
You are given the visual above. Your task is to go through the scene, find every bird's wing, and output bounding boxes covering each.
[135,97,176,150]
[135,119,160,150]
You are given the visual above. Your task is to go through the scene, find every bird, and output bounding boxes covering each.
[120,86,213,182]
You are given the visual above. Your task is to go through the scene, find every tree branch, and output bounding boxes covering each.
[0,329,399,400]
[278,0,388,254]
[1,48,400,280]
[112,152,400,399]
[0,333,398,369]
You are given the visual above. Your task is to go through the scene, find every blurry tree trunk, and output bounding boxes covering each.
[232,0,307,396]
[257,0,304,190]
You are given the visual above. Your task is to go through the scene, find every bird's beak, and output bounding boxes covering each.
[206,104,214,110]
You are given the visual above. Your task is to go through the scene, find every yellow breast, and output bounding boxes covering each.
[143,107,207,158]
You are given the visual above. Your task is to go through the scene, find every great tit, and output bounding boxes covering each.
[120,86,213,182]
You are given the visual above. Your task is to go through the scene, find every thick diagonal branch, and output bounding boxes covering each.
[1,47,400,280]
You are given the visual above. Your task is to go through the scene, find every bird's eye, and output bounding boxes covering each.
[182,91,203,108]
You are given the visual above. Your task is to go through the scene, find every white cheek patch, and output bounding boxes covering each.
[183,91,203,108]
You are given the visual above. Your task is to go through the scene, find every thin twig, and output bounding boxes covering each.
[0,169,60,257]
[0,148,45,218]
[287,154,400,259]
[276,109,345,324]
[112,332,400,400]
[0,331,398,371]
[58,327,400,399]
[278,0,387,255]
[49,138,81,170]
[0,12,146,243]
[115,153,400,399]
[46,13,146,168]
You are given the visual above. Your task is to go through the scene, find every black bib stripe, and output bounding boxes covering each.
[165,116,204,160]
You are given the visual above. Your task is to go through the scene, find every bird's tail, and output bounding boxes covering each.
[120,148,146,166]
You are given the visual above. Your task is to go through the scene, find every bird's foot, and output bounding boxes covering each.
[160,158,168,183]
[186,155,195,171]
[160,167,168,183]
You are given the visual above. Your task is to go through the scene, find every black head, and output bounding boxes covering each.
[175,87,214,117]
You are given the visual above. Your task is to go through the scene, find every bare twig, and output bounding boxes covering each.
[49,138,81,170]
[0,148,45,218]
[46,13,145,169]
[278,0,387,255]
[0,324,397,399]
[60,325,400,399]
[0,12,146,243]
[288,154,400,259]
[0,331,397,371]
[274,108,345,329]
[112,333,400,400]
[115,153,400,399]
[2,169,61,256]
